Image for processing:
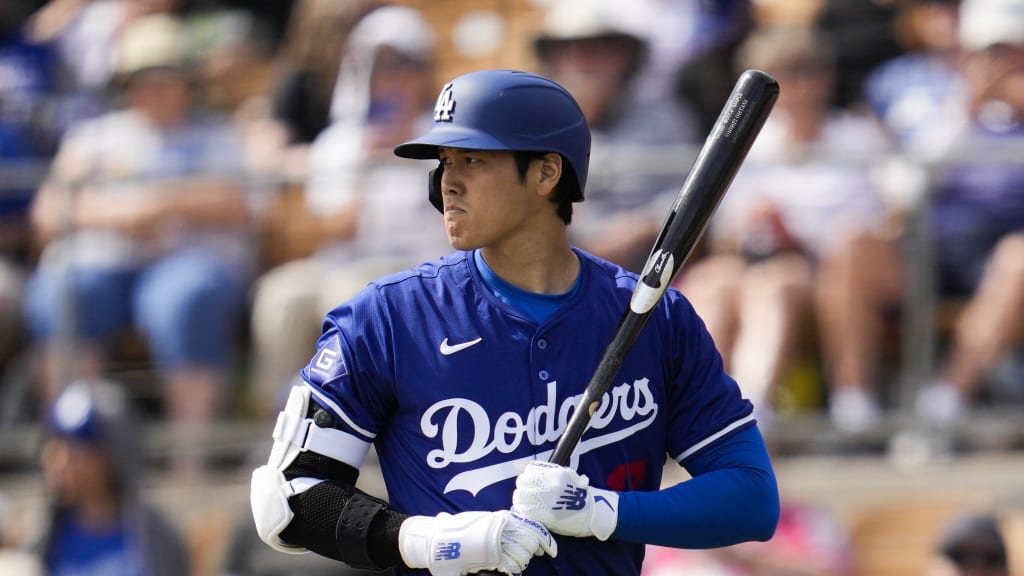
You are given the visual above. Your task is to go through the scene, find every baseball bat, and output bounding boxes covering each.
[549,69,779,466]
[479,71,776,576]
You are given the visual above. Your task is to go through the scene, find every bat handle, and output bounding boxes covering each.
[549,312,646,466]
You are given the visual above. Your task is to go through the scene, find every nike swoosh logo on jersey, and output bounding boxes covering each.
[439,337,483,355]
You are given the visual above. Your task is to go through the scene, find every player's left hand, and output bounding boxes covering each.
[511,461,619,541]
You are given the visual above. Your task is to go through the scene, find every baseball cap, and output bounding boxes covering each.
[46,380,133,447]
[328,5,435,124]
[45,380,144,497]
[960,0,1024,51]
[114,14,191,79]
[533,0,652,50]
[346,5,435,63]
[48,381,105,444]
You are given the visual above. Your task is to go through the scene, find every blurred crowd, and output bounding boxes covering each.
[0,0,1022,574]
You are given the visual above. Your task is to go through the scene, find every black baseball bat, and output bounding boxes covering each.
[479,70,777,576]
[549,69,779,466]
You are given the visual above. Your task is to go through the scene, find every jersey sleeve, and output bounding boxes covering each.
[662,290,755,465]
[299,285,397,467]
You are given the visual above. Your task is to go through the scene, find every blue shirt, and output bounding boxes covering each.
[473,249,579,324]
[46,513,142,576]
[302,248,759,575]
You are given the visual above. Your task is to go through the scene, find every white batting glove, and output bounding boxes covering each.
[398,509,557,576]
[512,461,619,541]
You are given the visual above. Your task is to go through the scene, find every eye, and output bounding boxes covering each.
[438,157,451,167]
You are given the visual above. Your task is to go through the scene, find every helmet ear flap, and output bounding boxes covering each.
[428,166,443,213]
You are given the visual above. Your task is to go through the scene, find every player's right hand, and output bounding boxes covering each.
[511,461,619,541]
[398,509,557,576]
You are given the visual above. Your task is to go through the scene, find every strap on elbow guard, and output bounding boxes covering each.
[282,478,406,571]
[336,492,387,570]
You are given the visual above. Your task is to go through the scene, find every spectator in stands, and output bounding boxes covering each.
[23,14,255,476]
[25,0,188,143]
[244,0,379,184]
[913,0,1024,425]
[199,0,297,48]
[813,0,905,110]
[863,0,964,145]
[248,4,447,414]
[821,0,1024,431]
[532,0,701,272]
[187,7,276,117]
[34,380,189,576]
[0,1,93,383]
[0,1,60,155]
[673,0,756,137]
[926,513,1010,576]
[677,25,893,428]
[0,127,33,381]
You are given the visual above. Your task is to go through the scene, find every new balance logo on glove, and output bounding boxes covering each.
[554,486,587,511]
[434,541,462,561]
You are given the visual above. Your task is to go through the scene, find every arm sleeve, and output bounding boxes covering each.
[613,424,780,548]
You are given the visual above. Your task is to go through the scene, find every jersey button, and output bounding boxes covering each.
[538,370,549,381]
[537,338,548,350]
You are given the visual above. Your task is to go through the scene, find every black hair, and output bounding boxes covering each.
[512,151,575,225]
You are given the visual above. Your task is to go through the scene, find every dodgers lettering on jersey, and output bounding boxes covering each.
[300,249,753,576]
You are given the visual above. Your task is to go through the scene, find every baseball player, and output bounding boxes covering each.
[250,69,780,575]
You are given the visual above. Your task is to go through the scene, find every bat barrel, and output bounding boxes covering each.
[664,69,779,264]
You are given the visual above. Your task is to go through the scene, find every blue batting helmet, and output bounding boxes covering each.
[394,69,590,211]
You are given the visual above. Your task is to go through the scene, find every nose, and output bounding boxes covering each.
[440,165,463,198]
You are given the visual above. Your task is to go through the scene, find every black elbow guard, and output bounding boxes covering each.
[280,478,407,570]
[278,406,407,571]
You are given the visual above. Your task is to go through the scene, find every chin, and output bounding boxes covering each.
[448,239,474,252]
[446,233,466,251]
[447,234,482,253]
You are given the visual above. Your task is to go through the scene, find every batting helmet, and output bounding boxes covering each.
[394,69,590,212]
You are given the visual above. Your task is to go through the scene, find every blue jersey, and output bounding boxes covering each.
[301,248,754,575]
[46,515,142,576]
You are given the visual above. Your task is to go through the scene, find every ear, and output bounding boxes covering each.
[536,153,563,198]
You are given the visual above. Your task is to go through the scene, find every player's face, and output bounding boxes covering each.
[437,147,550,251]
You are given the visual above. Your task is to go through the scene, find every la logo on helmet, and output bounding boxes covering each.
[434,83,456,122]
